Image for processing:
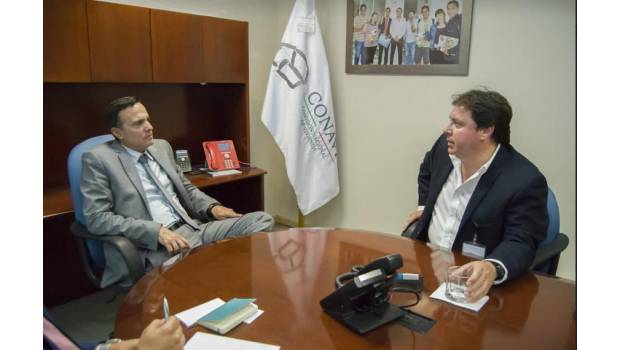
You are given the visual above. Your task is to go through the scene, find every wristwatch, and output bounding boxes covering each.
[97,338,122,350]
[206,203,222,220]
[488,261,506,281]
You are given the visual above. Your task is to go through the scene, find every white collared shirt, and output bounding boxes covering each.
[423,144,508,283]
[405,18,417,43]
[122,145,188,227]
[389,16,407,40]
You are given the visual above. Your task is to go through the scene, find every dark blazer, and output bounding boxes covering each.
[444,13,461,63]
[409,135,548,281]
[379,16,392,37]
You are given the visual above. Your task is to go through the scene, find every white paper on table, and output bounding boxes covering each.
[175,298,225,327]
[430,282,489,312]
[184,332,280,350]
[243,308,264,324]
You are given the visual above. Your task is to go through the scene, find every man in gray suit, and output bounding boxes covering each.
[81,96,274,287]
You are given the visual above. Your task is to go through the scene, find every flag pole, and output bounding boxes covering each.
[298,208,305,227]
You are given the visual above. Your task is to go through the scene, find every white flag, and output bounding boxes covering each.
[261,0,339,215]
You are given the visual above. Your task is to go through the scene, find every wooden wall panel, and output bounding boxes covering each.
[201,176,264,213]
[43,83,249,189]
[186,84,251,163]
[151,10,205,82]
[87,0,152,82]
[43,0,91,82]
[203,17,249,83]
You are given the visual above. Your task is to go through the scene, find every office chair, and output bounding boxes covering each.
[401,220,417,238]
[67,134,145,288]
[402,188,569,276]
[530,188,569,276]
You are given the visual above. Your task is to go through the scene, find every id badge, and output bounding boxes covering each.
[462,240,486,259]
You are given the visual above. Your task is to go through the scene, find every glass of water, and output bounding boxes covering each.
[445,266,470,303]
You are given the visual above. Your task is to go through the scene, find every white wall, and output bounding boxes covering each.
[103,0,576,280]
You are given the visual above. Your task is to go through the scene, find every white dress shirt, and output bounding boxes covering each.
[389,16,407,40]
[405,18,417,43]
[423,144,508,283]
[123,145,189,227]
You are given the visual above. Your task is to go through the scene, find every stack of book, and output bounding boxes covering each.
[197,298,259,335]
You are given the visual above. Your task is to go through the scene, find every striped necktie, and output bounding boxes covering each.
[138,154,199,230]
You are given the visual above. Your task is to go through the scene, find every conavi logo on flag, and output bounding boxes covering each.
[273,43,308,88]
[261,0,339,215]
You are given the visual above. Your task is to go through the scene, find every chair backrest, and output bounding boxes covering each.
[67,134,114,267]
[541,188,560,246]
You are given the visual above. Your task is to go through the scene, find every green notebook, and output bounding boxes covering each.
[197,298,258,335]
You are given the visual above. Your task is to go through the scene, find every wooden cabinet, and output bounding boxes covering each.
[151,10,205,82]
[44,1,248,83]
[87,0,153,82]
[43,0,91,82]
[203,17,249,83]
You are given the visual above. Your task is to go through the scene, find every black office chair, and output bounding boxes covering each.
[402,188,569,276]
[67,135,145,288]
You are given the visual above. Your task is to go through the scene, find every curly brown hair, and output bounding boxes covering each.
[452,88,512,145]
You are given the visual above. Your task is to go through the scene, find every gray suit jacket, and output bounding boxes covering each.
[80,139,218,287]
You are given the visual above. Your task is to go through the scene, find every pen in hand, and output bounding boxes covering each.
[163,296,170,320]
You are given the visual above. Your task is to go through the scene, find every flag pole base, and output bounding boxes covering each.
[298,208,305,227]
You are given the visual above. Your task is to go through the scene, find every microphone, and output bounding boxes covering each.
[356,254,403,276]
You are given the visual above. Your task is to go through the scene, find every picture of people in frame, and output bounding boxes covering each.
[350,0,463,66]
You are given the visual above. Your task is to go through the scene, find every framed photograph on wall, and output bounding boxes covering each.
[345,0,473,75]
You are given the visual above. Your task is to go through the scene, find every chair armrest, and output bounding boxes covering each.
[70,222,145,284]
[401,222,417,238]
[531,233,569,269]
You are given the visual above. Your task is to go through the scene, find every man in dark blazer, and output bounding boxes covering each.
[377,7,392,64]
[81,96,274,287]
[402,89,548,302]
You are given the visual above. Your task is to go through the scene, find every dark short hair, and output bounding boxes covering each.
[451,89,512,145]
[386,7,391,12]
[435,8,445,17]
[105,96,140,129]
[422,5,430,12]
[396,7,402,12]
[360,4,367,9]
[448,0,460,8]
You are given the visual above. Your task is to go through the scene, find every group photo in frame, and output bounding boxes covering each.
[345,0,473,75]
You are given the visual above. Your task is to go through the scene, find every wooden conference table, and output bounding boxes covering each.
[115,229,576,349]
